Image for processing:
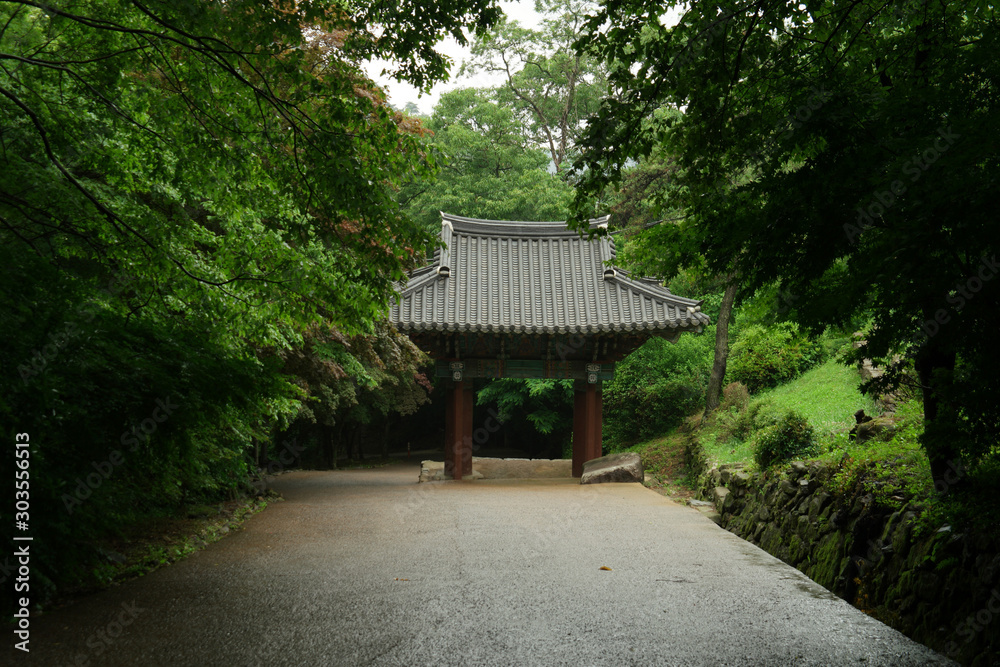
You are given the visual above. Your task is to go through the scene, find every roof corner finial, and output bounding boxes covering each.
[438,213,453,278]
[440,211,454,231]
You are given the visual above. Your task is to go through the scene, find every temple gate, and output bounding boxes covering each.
[390,213,710,478]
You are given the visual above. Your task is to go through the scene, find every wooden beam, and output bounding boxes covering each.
[436,359,615,381]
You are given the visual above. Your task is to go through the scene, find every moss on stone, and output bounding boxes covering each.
[811,533,844,589]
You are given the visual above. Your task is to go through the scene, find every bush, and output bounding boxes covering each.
[721,382,750,411]
[751,410,816,468]
[604,335,712,448]
[718,397,777,442]
[726,322,824,393]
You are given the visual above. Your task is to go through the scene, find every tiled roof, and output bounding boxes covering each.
[390,213,711,335]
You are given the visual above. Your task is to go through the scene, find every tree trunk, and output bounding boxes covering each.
[914,340,963,494]
[253,436,267,470]
[345,424,366,462]
[356,424,367,462]
[332,423,344,469]
[320,423,334,469]
[705,281,738,414]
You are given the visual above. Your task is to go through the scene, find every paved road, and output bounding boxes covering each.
[10,465,953,666]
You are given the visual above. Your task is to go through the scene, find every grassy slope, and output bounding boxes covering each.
[698,358,882,466]
[629,356,937,515]
[625,433,695,500]
[629,357,883,479]
[752,358,882,436]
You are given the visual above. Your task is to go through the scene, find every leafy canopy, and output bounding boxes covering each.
[399,87,573,231]
[1,0,500,351]
[462,0,609,174]
[571,0,1000,475]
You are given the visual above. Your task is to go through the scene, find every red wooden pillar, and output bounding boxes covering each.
[444,380,474,479]
[572,380,603,477]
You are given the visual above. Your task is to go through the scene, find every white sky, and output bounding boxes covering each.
[365,1,543,116]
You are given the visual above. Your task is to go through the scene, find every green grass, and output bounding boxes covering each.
[625,356,1000,541]
[697,427,757,467]
[820,398,934,512]
[627,353,998,541]
[696,358,884,468]
[625,433,697,499]
[752,358,882,437]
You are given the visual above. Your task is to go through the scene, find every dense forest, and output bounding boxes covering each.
[2,0,997,618]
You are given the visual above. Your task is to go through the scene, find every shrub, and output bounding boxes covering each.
[721,382,750,412]
[726,322,824,392]
[751,409,816,468]
[718,397,777,442]
[603,336,712,448]
[604,375,707,448]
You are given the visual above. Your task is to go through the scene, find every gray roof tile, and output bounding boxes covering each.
[390,213,711,335]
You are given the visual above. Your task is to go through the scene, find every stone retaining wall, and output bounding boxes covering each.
[691,443,999,666]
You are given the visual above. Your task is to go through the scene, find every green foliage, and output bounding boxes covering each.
[571,0,1000,479]
[476,378,573,457]
[703,355,878,466]
[753,357,882,437]
[399,87,572,233]
[751,410,816,469]
[827,399,930,494]
[0,0,498,614]
[604,334,712,448]
[726,322,824,393]
[625,432,695,495]
[462,0,608,174]
[721,382,750,412]
[718,399,776,443]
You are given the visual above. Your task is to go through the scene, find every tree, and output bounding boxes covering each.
[606,146,738,415]
[1,0,502,349]
[399,87,573,231]
[462,0,608,174]
[572,0,1000,490]
[275,321,431,467]
[0,0,501,612]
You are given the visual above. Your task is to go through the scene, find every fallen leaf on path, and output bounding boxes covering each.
[599,566,612,571]
[394,578,410,581]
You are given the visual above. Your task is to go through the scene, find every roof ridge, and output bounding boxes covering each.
[441,212,610,238]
